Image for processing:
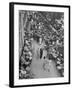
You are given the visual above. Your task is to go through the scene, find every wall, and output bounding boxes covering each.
[0,0,71,90]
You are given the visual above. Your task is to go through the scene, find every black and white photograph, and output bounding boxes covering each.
[9,2,70,87]
[19,10,64,79]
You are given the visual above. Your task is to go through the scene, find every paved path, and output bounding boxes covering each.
[30,40,60,78]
